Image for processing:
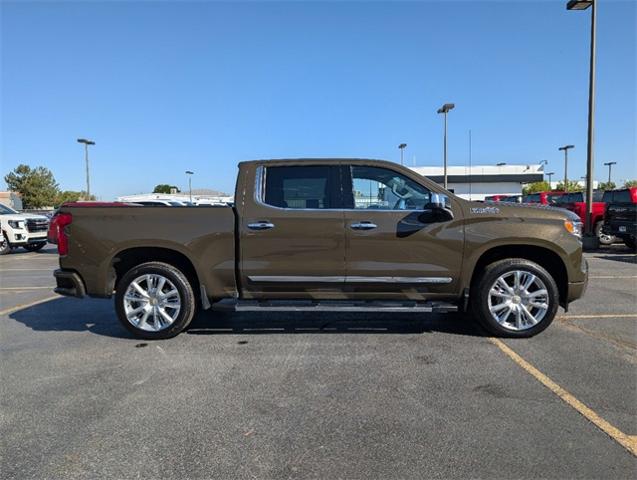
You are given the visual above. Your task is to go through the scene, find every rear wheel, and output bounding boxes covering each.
[595,221,614,246]
[471,259,559,337]
[115,262,196,339]
[23,242,46,252]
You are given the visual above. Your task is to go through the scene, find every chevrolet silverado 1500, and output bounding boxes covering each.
[50,159,588,339]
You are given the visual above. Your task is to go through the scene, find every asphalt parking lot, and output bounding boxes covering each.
[1,244,635,479]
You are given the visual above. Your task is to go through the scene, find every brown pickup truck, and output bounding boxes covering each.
[50,159,588,339]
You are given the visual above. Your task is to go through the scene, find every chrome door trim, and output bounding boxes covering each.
[247,221,275,230]
[346,276,452,284]
[350,222,378,230]
[249,276,345,283]
[248,275,452,284]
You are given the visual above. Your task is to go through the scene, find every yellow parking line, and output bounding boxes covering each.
[0,294,59,316]
[559,314,637,320]
[489,337,636,457]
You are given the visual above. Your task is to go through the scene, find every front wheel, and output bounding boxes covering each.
[595,221,615,246]
[114,262,196,339]
[0,233,10,255]
[471,259,559,338]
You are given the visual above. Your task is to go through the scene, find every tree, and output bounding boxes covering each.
[153,184,180,194]
[522,181,551,195]
[4,164,59,208]
[555,180,583,192]
[55,190,96,206]
[598,181,616,191]
[624,180,637,188]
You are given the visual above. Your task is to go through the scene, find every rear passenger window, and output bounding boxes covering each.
[264,166,334,209]
[615,190,631,203]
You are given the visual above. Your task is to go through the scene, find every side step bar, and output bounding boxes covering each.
[211,299,458,313]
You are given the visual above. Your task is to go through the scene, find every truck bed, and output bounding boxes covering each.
[58,205,237,299]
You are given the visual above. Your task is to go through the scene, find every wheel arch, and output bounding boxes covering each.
[468,244,568,305]
[110,246,201,304]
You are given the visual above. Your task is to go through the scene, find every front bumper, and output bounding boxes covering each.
[54,269,86,298]
[567,258,588,304]
[6,230,47,246]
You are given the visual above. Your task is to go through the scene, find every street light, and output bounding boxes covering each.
[398,143,407,166]
[437,103,455,189]
[567,0,596,241]
[558,145,574,192]
[546,172,555,186]
[185,170,194,203]
[77,138,95,199]
[603,161,616,184]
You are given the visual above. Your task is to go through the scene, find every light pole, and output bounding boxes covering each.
[558,145,574,192]
[567,0,596,239]
[437,103,455,189]
[398,143,407,166]
[547,172,555,187]
[603,161,616,184]
[185,170,194,203]
[77,138,95,199]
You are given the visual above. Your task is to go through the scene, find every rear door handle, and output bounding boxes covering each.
[248,221,275,230]
[350,222,378,230]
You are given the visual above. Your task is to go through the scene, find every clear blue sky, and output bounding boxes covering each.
[2,0,635,199]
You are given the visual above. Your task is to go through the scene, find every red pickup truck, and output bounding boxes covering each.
[553,191,613,245]
[522,191,566,206]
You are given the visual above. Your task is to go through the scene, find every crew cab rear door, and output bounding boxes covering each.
[238,163,346,299]
[341,163,464,300]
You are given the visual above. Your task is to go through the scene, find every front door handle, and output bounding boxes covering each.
[248,221,275,230]
[350,222,378,230]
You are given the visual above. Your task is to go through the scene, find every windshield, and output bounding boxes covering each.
[0,204,18,215]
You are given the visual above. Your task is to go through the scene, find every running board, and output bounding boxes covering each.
[211,299,458,313]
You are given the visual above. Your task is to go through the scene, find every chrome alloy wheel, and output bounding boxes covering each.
[487,270,549,331]
[123,274,181,332]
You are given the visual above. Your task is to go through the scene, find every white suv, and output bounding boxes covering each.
[0,204,50,254]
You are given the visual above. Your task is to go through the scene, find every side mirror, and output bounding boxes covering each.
[428,193,454,221]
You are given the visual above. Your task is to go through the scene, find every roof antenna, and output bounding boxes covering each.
[468,129,473,201]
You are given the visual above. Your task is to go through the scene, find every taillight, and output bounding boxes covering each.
[48,213,72,255]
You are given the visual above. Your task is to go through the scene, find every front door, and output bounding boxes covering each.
[342,164,464,300]
[239,163,346,299]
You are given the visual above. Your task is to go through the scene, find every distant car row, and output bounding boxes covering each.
[485,187,637,249]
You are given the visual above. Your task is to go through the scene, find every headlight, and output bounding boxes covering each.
[8,220,25,229]
[564,219,583,238]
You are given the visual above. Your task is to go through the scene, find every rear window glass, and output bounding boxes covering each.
[264,166,333,209]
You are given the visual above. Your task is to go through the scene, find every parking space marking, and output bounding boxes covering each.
[589,275,637,279]
[558,314,637,320]
[489,337,637,457]
[0,286,54,291]
[0,268,53,271]
[0,295,59,316]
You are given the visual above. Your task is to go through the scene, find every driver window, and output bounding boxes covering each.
[351,166,431,210]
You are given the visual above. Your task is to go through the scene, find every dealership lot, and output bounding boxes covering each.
[1,245,635,479]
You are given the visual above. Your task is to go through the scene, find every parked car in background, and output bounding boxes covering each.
[602,187,637,251]
[522,191,566,206]
[502,195,522,203]
[136,200,186,206]
[0,203,49,254]
[484,195,507,202]
[553,191,613,245]
[50,158,588,340]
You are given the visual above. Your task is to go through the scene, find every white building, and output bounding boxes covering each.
[409,164,544,200]
[118,188,232,205]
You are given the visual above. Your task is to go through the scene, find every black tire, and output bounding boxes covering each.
[625,237,636,252]
[0,233,10,255]
[595,221,614,246]
[115,261,196,340]
[471,258,559,338]
[23,242,46,252]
